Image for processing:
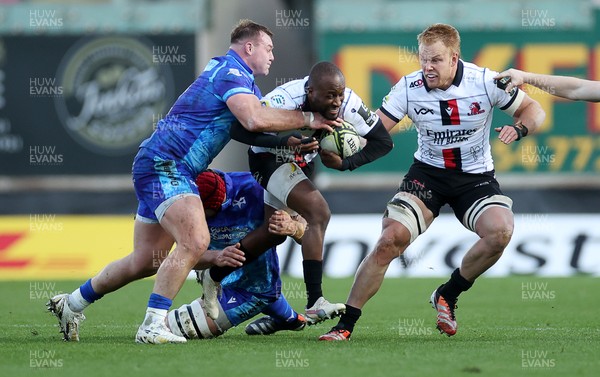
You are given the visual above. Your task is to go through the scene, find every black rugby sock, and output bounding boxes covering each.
[438,268,473,302]
[335,305,362,333]
[209,265,235,282]
[303,260,323,308]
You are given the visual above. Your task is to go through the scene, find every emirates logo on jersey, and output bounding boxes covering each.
[426,128,477,145]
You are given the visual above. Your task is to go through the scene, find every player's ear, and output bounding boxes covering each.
[450,52,459,66]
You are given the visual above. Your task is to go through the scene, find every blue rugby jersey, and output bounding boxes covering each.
[140,50,262,176]
[208,171,280,297]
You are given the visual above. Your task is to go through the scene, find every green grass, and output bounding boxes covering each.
[1,277,598,377]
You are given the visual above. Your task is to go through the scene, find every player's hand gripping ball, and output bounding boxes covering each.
[319,121,361,159]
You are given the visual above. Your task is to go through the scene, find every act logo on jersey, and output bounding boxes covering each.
[227,68,242,77]
[409,79,424,88]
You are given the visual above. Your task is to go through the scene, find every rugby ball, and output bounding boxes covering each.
[319,121,361,158]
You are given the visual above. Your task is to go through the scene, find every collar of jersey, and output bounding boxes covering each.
[226,49,253,76]
[422,59,464,92]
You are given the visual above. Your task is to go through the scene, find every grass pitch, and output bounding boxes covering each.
[1,276,598,377]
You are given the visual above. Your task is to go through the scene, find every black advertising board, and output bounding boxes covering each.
[0,34,195,175]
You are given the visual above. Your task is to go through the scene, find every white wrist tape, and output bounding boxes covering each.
[302,111,314,127]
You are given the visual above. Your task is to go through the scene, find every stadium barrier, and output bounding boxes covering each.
[0,214,598,280]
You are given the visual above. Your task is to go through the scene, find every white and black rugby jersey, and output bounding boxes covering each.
[252,77,379,162]
[380,60,524,173]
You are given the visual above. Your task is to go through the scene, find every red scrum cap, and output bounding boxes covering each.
[195,170,226,211]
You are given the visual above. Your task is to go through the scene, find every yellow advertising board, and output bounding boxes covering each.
[0,216,135,280]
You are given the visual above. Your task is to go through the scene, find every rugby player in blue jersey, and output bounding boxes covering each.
[47,19,336,344]
[47,170,308,342]
[166,170,309,339]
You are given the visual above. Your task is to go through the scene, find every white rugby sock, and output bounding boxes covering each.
[67,288,91,312]
[143,308,168,325]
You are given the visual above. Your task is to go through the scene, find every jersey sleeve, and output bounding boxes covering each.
[261,86,296,110]
[484,68,524,115]
[342,90,380,137]
[379,77,409,123]
[213,67,256,102]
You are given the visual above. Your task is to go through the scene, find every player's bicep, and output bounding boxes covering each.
[376,108,400,132]
[262,88,295,110]
[226,93,263,130]
[510,93,538,119]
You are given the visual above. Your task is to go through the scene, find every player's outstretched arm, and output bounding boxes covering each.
[375,109,402,133]
[229,121,319,152]
[495,68,600,102]
[226,93,338,132]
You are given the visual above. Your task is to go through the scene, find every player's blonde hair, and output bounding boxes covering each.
[417,23,461,57]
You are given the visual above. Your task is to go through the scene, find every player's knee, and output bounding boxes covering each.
[487,222,513,251]
[373,227,410,264]
[301,197,331,227]
[313,206,331,229]
[179,236,210,259]
[467,196,514,252]
[373,238,401,265]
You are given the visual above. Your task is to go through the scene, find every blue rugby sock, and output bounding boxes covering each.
[147,293,172,310]
[68,279,103,312]
[262,295,296,324]
[80,279,104,303]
